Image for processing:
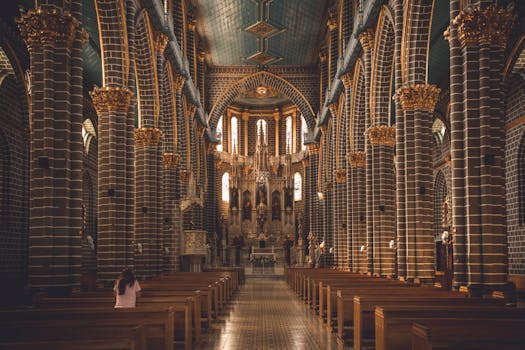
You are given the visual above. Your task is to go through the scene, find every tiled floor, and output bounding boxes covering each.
[196,277,351,350]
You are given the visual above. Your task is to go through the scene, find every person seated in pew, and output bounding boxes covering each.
[114,268,142,308]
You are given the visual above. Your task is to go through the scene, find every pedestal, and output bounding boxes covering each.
[182,230,207,272]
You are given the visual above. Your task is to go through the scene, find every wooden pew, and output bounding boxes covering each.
[0,306,177,350]
[0,324,147,350]
[352,296,503,350]
[375,305,525,350]
[411,319,525,350]
[36,295,195,346]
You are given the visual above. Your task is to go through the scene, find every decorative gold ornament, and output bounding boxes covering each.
[444,153,451,166]
[319,51,327,63]
[90,86,134,114]
[162,152,180,169]
[187,104,197,118]
[243,165,254,176]
[367,125,396,147]
[301,158,310,168]
[179,169,189,183]
[154,30,169,53]
[188,18,197,32]
[17,8,79,49]
[453,5,516,48]
[347,151,366,168]
[395,84,441,112]
[134,127,163,147]
[334,168,347,183]
[306,143,319,155]
[174,74,185,92]
[328,102,338,118]
[214,159,223,169]
[207,142,217,154]
[327,18,338,31]
[358,28,375,51]
[340,72,353,90]
[198,51,206,62]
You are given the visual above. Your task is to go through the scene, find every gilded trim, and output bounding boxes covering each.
[17,8,79,48]
[90,86,134,114]
[134,127,163,147]
[347,151,366,168]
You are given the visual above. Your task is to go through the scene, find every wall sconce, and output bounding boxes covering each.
[317,192,324,201]
[389,239,397,250]
[360,244,367,253]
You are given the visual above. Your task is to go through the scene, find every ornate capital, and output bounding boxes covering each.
[162,152,180,169]
[453,5,515,48]
[134,127,162,147]
[319,50,328,63]
[17,8,79,49]
[154,30,169,53]
[198,51,206,63]
[179,169,189,184]
[358,28,375,51]
[174,74,186,92]
[306,143,319,155]
[187,104,197,118]
[214,159,223,169]
[327,18,338,31]
[347,151,366,168]
[90,86,134,114]
[334,168,347,183]
[340,72,353,90]
[444,153,451,166]
[367,125,396,147]
[395,84,441,112]
[328,102,338,118]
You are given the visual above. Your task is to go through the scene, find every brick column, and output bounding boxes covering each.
[348,151,367,272]
[452,5,515,290]
[396,84,441,281]
[366,126,396,277]
[306,143,320,241]
[18,4,85,290]
[90,86,134,283]
[134,128,162,278]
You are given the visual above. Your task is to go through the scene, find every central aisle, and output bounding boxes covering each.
[196,277,349,350]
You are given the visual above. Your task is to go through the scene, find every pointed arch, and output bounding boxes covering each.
[208,71,316,130]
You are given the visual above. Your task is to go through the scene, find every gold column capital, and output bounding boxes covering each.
[327,18,338,31]
[395,84,441,112]
[306,142,319,155]
[154,30,169,53]
[340,72,353,90]
[174,74,186,92]
[334,168,347,183]
[198,51,206,63]
[328,102,338,118]
[17,7,79,49]
[90,86,134,114]
[358,28,375,51]
[319,50,328,63]
[366,125,396,147]
[134,127,163,147]
[162,152,180,168]
[347,151,366,168]
[453,5,516,48]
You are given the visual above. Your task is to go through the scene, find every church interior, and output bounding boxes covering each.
[1,0,525,348]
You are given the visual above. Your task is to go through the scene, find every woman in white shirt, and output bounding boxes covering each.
[114,268,141,308]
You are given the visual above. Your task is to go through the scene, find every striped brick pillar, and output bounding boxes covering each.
[18,4,85,290]
[445,0,468,288]
[359,28,375,274]
[348,151,366,273]
[134,128,162,278]
[453,5,514,290]
[306,143,320,243]
[174,74,187,199]
[90,86,135,283]
[366,126,396,277]
[392,0,406,280]
[162,152,180,272]
[396,84,441,282]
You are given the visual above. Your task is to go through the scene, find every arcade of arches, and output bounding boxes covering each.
[0,0,525,304]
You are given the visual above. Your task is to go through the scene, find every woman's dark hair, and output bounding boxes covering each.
[117,268,136,295]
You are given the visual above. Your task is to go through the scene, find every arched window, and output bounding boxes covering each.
[216,116,223,152]
[231,116,238,153]
[256,118,267,144]
[82,119,96,155]
[222,172,229,202]
[293,172,302,201]
[285,115,292,153]
[301,115,307,151]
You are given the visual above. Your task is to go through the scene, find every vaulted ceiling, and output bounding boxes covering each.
[193,0,330,67]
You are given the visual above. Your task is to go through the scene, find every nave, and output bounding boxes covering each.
[197,277,348,350]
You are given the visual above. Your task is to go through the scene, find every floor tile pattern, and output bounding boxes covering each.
[196,277,350,350]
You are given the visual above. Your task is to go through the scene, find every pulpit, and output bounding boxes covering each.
[182,230,207,272]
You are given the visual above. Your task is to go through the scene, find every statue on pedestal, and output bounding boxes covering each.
[256,202,267,234]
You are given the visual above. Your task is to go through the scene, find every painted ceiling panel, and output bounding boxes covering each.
[195,0,329,67]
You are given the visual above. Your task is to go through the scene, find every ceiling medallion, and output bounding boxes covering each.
[244,0,285,66]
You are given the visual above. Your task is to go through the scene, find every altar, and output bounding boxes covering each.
[250,247,277,274]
